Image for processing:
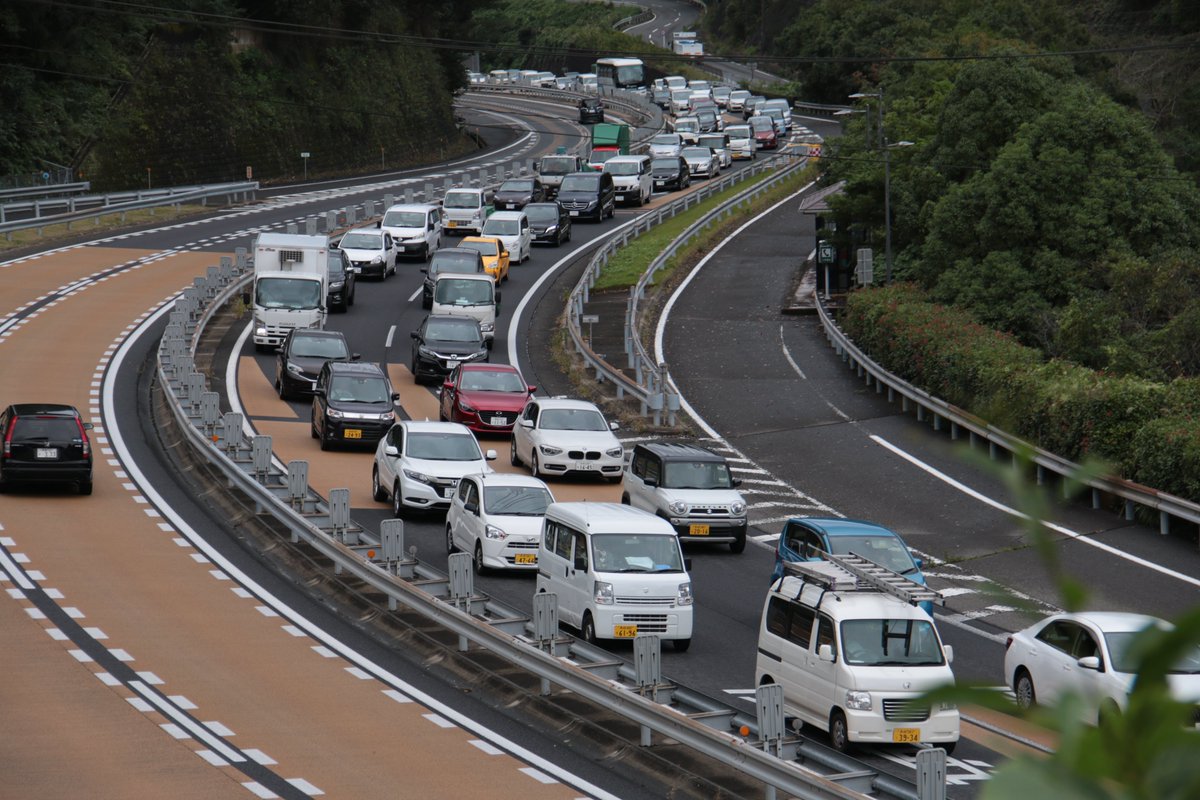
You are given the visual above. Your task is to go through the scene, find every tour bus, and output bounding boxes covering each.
[593,57,646,92]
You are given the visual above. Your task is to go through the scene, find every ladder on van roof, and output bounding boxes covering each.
[782,550,944,608]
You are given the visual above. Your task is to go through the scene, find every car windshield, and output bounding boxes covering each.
[651,158,680,171]
[750,118,774,132]
[682,148,711,160]
[605,161,641,175]
[431,252,479,274]
[460,369,528,393]
[482,219,519,236]
[539,157,576,175]
[538,407,607,431]
[699,137,725,150]
[725,126,751,139]
[443,192,481,209]
[592,534,684,573]
[828,536,918,575]
[559,175,599,192]
[500,180,533,192]
[588,150,619,165]
[840,619,945,666]
[290,336,348,359]
[671,90,691,101]
[327,376,390,404]
[425,319,481,343]
[483,485,553,516]
[652,134,680,146]
[459,240,498,257]
[434,279,492,306]
[523,204,558,222]
[675,120,698,132]
[1104,629,1200,674]
[382,211,424,228]
[10,417,81,442]
[662,460,732,490]
[255,277,322,310]
[406,431,482,461]
[339,232,382,250]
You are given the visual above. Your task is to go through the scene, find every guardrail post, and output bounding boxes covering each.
[757,682,786,758]
[185,372,205,410]
[915,747,947,800]
[424,183,433,201]
[1125,499,1135,521]
[379,519,407,597]
[199,392,221,437]
[328,488,351,546]
[325,211,337,232]
[447,552,474,650]
[404,187,414,204]
[286,223,298,234]
[533,592,559,695]
[287,460,309,517]
[251,435,272,483]
[384,193,394,209]
[633,634,662,699]
[221,412,244,457]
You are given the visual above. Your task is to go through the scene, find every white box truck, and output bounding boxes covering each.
[251,232,329,352]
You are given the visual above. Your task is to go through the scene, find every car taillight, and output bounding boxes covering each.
[75,417,90,457]
[2,416,13,457]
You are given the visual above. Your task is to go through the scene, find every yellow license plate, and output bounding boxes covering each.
[447,221,457,227]
[613,624,638,638]
[892,728,921,744]
[514,553,536,565]
[689,524,710,536]
[343,429,362,439]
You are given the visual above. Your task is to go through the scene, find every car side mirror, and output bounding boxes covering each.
[464,500,479,515]
[241,290,251,305]
[519,419,534,428]
[351,353,361,361]
[609,421,619,431]
[943,644,954,664]
[384,444,398,457]
[376,221,382,229]
[527,385,537,394]
[645,478,658,488]
[731,477,742,488]
[410,331,419,340]
[312,388,325,397]
[818,644,835,663]
[484,449,497,461]
[913,556,924,569]
[83,422,94,431]
[390,393,400,402]
[420,267,428,274]
[442,379,454,390]
[1077,655,1100,671]
[683,558,692,571]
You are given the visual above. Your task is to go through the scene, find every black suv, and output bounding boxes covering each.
[578,97,604,124]
[421,248,485,309]
[311,362,398,450]
[326,248,356,312]
[524,202,572,246]
[275,329,358,401]
[0,404,94,495]
[410,315,488,384]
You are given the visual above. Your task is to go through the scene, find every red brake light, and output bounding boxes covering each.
[2,415,13,457]
[75,416,90,458]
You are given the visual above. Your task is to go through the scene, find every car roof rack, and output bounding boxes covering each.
[782,550,944,608]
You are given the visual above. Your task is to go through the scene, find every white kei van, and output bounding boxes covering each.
[754,559,960,753]
[442,188,493,236]
[535,502,694,651]
[431,273,498,345]
[603,155,653,207]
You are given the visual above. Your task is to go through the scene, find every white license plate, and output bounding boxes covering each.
[445,359,459,368]
[573,461,595,471]
[569,210,579,217]
[615,194,625,201]
[655,181,665,187]
[443,487,455,498]
[36,448,58,459]
[490,416,508,426]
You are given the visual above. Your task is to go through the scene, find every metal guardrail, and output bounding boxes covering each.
[566,152,808,425]
[150,259,879,800]
[815,296,1200,539]
[1,181,259,239]
[615,9,654,30]
[468,83,661,129]
[0,181,91,203]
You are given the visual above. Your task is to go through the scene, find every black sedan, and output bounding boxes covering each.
[410,315,489,384]
[524,202,572,246]
[650,157,691,192]
[326,248,356,312]
[275,329,358,400]
[492,178,545,211]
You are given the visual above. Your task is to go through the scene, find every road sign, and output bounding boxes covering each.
[817,241,835,264]
[581,314,599,324]
[300,152,310,158]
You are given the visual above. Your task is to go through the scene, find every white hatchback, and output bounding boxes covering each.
[510,397,623,481]
[372,421,497,517]
[481,211,532,264]
[446,473,555,573]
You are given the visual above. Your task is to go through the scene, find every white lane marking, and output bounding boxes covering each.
[870,434,1200,589]
[385,324,396,348]
[779,322,806,379]
[130,681,245,763]
[109,301,625,800]
[407,285,421,304]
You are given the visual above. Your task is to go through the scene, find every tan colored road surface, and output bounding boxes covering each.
[0,245,590,799]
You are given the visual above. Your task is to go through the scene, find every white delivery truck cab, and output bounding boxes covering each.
[430,273,498,346]
[536,502,694,651]
[754,553,960,754]
[251,233,329,351]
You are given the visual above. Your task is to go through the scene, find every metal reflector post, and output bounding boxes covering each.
[379,519,405,606]
[199,392,221,436]
[221,412,243,455]
[915,748,947,800]
[532,592,558,695]
[447,552,473,651]
[287,460,309,513]
[251,435,272,481]
[328,488,350,546]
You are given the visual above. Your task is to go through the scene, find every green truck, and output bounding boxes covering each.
[588,122,631,170]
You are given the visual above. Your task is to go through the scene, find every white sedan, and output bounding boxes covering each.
[446,473,555,573]
[510,397,624,481]
[372,420,496,517]
[337,227,397,280]
[1004,611,1200,724]
[681,146,719,179]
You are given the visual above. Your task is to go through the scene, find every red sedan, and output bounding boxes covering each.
[438,364,535,434]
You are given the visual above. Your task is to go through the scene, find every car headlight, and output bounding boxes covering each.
[329,280,344,290]
[483,524,507,540]
[418,345,435,358]
[845,691,872,711]
[731,502,746,515]
[371,254,383,264]
[668,500,689,515]
[327,408,344,419]
[458,398,475,413]
[406,236,424,244]
[287,363,303,375]
[539,445,563,456]
[255,326,268,336]
[594,580,614,605]
[480,322,494,333]
[403,468,434,486]
[544,225,557,234]
[677,581,693,606]
[605,447,623,458]
[376,411,395,421]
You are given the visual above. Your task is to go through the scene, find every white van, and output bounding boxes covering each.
[481,211,532,264]
[535,502,694,651]
[431,273,498,345]
[442,188,493,236]
[380,203,442,261]
[603,155,653,207]
[754,558,960,753]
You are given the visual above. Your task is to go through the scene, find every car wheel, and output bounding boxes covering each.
[276,378,287,400]
[411,353,423,385]
[531,451,541,478]
[581,612,598,644]
[319,430,331,451]
[422,294,432,310]
[348,286,355,306]
[1098,699,1121,727]
[829,710,853,753]
[474,541,487,575]
[620,493,630,505]
[510,437,522,467]
[392,481,405,518]
[78,480,93,496]
[446,525,457,554]
[311,408,320,439]
[1014,669,1036,710]
[372,466,387,503]
[730,529,747,554]
[438,403,448,422]
[672,637,691,653]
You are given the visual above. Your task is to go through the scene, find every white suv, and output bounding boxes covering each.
[603,155,653,207]
[371,421,497,517]
[510,397,623,481]
[380,203,442,261]
[446,473,555,573]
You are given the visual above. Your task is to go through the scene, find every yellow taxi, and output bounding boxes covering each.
[458,236,509,283]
